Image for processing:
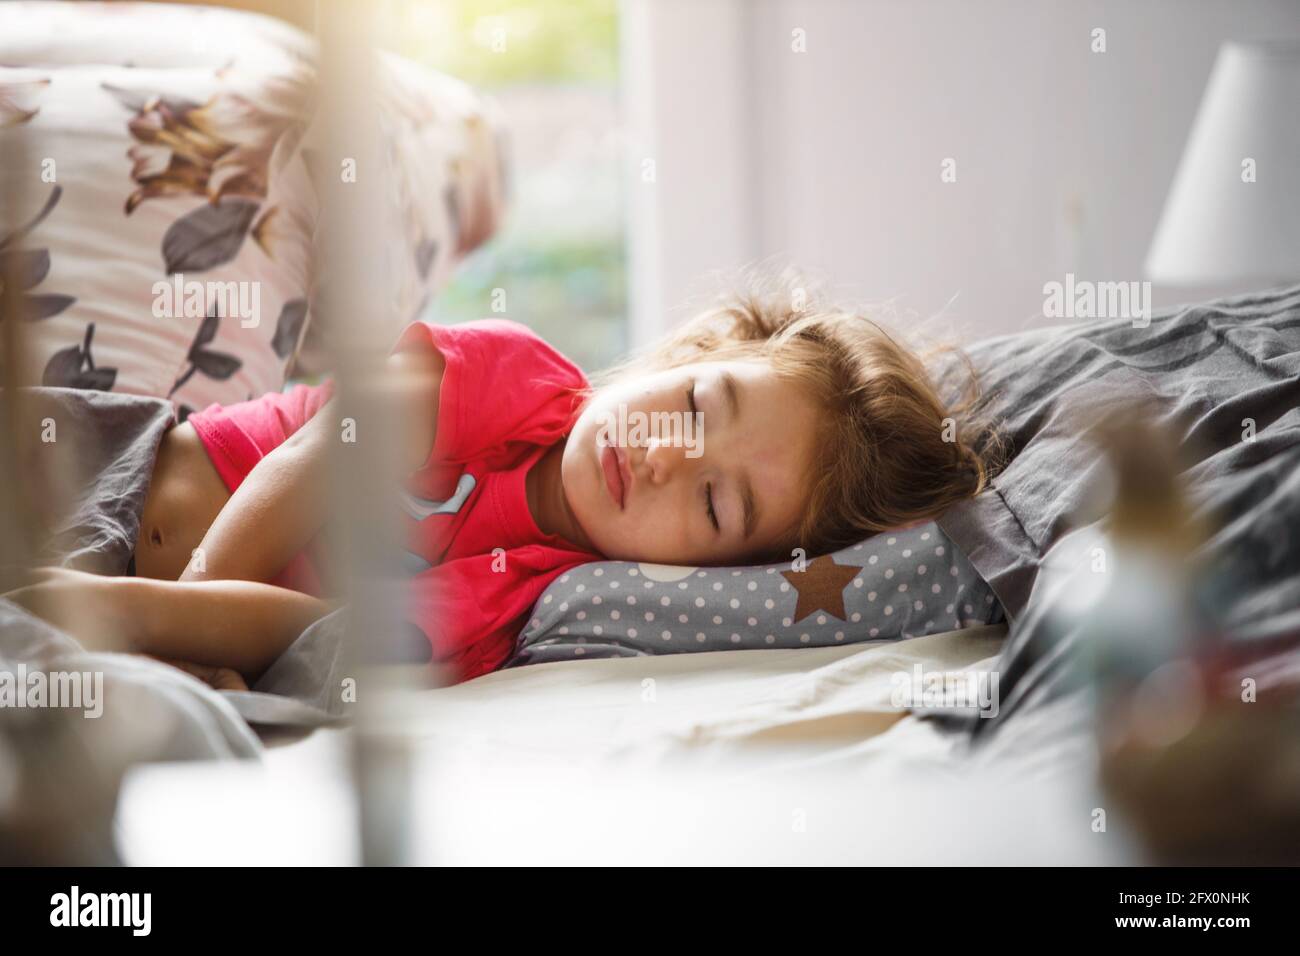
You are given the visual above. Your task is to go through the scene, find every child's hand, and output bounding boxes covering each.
[152,657,250,692]
[1,566,137,651]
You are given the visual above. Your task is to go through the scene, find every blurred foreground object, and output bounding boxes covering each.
[1084,415,1300,863]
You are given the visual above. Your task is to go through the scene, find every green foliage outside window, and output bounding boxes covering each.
[392,0,626,372]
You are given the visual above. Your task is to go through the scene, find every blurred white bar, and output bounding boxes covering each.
[312,0,421,866]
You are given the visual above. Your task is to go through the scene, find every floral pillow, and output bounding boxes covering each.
[0,1,505,415]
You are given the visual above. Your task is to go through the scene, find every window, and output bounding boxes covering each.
[390,0,626,372]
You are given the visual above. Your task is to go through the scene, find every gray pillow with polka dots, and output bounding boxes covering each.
[508,521,1003,667]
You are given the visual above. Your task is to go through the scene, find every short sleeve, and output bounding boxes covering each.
[392,319,588,473]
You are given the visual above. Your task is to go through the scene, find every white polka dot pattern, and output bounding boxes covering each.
[511,521,1001,666]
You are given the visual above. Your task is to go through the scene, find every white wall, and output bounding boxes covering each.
[624,0,1300,343]
[621,0,760,343]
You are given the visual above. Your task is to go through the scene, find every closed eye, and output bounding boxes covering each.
[688,382,720,533]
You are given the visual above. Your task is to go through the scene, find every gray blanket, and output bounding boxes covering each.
[934,283,1300,738]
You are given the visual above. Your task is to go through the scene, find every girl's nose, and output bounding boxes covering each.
[643,435,688,485]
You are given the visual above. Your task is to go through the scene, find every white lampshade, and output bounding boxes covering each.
[1145,41,1300,285]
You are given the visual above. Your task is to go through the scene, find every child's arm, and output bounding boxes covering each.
[4,568,331,679]
[179,398,336,585]
[180,345,446,585]
[131,577,332,677]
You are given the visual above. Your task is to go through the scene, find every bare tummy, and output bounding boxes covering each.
[134,422,231,580]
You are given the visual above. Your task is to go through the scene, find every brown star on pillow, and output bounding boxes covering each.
[781,555,862,621]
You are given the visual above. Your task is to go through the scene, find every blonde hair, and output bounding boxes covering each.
[595,271,1001,561]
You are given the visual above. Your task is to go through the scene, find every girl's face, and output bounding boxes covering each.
[562,359,820,565]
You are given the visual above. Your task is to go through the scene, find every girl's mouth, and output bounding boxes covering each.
[600,444,630,509]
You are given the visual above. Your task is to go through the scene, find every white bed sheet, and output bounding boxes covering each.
[117,624,1126,864]
[406,623,1008,762]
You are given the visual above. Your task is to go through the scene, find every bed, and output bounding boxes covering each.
[113,282,1300,864]
[2,284,1296,864]
[5,283,1300,864]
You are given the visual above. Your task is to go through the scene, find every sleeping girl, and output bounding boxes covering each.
[4,277,994,687]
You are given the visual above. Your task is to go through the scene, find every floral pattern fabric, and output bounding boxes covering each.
[0,1,507,414]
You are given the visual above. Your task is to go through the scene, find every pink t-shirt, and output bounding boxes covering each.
[188,319,598,683]
[394,319,597,682]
